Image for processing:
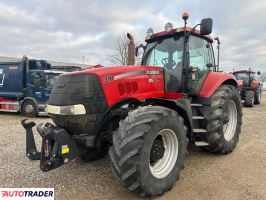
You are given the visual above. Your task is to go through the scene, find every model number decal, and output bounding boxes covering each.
[104,75,114,82]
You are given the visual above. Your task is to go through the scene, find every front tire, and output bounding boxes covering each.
[21,100,38,117]
[205,85,242,154]
[244,90,254,107]
[109,106,188,197]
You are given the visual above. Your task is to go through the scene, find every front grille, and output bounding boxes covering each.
[48,73,108,136]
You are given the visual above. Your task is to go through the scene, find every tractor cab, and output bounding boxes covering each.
[137,13,217,95]
[232,70,260,88]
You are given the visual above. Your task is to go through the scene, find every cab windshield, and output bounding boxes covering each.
[142,36,184,70]
[234,73,253,80]
[141,35,214,92]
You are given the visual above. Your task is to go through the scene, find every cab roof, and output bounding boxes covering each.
[145,27,213,43]
[233,70,255,74]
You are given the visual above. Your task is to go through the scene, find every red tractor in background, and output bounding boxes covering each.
[233,69,263,107]
[22,13,242,197]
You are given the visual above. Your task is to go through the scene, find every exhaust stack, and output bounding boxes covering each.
[127,33,135,65]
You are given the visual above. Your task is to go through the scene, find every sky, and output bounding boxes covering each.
[0,0,265,72]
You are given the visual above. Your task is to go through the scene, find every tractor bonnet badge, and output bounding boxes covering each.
[104,75,114,82]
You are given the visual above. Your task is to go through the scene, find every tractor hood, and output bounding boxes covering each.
[65,64,164,81]
[49,64,167,108]
[47,64,167,135]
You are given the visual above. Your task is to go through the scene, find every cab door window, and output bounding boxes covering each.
[188,36,214,93]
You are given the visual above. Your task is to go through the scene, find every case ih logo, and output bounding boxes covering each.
[0,188,54,199]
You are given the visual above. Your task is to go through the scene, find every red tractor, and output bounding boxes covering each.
[22,13,242,197]
[232,70,263,107]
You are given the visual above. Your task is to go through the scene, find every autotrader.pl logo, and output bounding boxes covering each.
[0,188,54,200]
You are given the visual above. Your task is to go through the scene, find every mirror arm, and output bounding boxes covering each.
[135,44,146,57]
[186,24,201,39]
[214,37,221,71]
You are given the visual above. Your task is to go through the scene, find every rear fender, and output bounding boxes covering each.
[199,72,238,98]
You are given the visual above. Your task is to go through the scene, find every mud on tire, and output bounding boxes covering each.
[109,106,188,197]
[205,85,242,154]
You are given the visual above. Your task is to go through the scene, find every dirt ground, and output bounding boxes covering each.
[0,93,266,200]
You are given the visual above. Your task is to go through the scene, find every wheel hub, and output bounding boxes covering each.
[223,100,237,141]
[149,129,179,179]
[25,104,34,113]
[150,138,165,165]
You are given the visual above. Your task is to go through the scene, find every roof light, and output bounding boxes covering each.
[165,22,173,32]
[146,28,154,37]
[182,12,189,20]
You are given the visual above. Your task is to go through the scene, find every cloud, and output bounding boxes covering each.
[0,0,265,72]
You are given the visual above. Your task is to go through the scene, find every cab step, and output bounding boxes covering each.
[192,116,205,120]
[195,141,209,146]
[193,128,207,133]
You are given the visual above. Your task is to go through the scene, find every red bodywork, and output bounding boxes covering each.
[199,72,237,97]
[66,65,236,107]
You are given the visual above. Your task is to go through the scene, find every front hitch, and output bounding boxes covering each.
[21,119,81,172]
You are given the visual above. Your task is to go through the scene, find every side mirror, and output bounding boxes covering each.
[31,74,41,87]
[206,63,213,68]
[135,44,146,57]
[257,71,261,75]
[200,18,213,35]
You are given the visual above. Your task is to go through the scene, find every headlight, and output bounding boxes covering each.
[165,22,173,32]
[146,28,154,37]
[47,104,86,115]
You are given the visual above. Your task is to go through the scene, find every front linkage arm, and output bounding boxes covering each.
[21,119,81,172]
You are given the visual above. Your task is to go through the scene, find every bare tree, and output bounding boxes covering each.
[107,34,129,66]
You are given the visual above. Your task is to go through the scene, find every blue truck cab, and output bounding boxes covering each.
[0,59,63,117]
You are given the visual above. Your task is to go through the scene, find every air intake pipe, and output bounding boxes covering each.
[127,33,135,65]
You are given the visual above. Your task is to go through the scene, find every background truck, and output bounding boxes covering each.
[22,13,242,197]
[232,69,263,107]
[0,59,63,116]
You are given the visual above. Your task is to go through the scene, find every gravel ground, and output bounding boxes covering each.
[0,93,266,200]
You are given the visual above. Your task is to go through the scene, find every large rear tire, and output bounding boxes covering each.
[254,88,262,104]
[205,85,242,154]
[244,90,254,107]
[109,106,188,197]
